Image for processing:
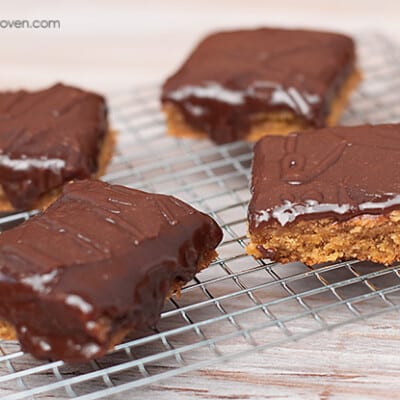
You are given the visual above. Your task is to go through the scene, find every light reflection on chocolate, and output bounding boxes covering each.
[162,28,356,144]
[249,124,400,230]
[0,180,223,362]
[0,83,108,209]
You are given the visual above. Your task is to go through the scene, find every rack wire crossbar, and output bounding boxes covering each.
[0,33,400,399]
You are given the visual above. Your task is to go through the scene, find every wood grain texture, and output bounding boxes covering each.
[141,312,400,400]
[1,1,400,398]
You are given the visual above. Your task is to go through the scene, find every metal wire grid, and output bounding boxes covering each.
[0,33,399,399]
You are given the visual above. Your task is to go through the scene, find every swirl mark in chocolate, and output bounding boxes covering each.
[249,124,400,229]
[0,83,108,209]
[281,133,347,185]
[0,180,223,362]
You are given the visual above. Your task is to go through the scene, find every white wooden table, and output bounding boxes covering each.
[1,1,400,398]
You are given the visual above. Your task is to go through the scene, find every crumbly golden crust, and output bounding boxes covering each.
[0,130,117,212]
[247,210,400,266]
[163,69,362,142]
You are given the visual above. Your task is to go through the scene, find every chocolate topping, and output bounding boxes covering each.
[0,180,222,362]
[162,28,355,144]
[248,124,400,230]
[0,83,108,209]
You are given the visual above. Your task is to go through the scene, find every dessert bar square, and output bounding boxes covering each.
[0,83,114,210]
[162,28,360,144]
[247,124,400,266]
[0,180,222,362]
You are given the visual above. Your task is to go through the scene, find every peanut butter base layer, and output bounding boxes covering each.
[0,129,117,212]
[163,69,362,142]
[246,210,400,266]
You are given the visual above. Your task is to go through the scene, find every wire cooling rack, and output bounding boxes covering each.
[1,33,400,400]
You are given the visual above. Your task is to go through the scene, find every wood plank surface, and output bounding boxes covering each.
[1,1,400,399]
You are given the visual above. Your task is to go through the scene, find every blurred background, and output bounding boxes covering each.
[2,0,400,94]
[2,3,400,399]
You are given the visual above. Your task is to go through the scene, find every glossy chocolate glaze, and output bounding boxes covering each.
[248,124,400,231]
[0,180,222,362]
[162,28,356,144]
[0,83,108,209]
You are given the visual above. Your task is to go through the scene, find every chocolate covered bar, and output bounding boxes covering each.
[247,124,400,266]
[162,28,360,144]
[0,180,222,362]
[0,83,114,211]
